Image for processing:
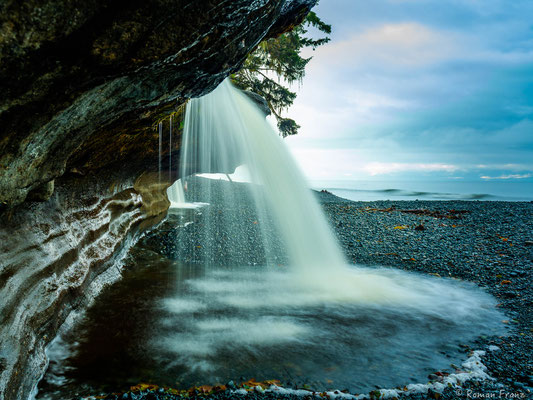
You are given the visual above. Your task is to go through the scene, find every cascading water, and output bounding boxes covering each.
[178,80,346,274]
[167,178,187,207]
[169,115,173,176]
[158,79,504,385]
[158,121,163,183]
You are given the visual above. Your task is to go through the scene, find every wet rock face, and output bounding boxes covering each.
[0,169,172,400]
[0,0,315,209]
[0,1,316,399]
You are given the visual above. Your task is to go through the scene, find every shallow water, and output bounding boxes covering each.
[36,230,504,399]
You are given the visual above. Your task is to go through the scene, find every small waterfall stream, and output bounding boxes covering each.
[158,121,163,183]
[168,179,186,206]
[169,115,173,177]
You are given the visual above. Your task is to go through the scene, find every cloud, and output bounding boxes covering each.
[287,147,533,181]
[317,23,458,68]
[287,148,370,179]
[313,21,533,73]
[345,90,417,113]
[476,164,533,171]
[363,162,460,176]
[285,1,533,181]
[480,173,532,180]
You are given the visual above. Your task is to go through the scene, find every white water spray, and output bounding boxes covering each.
[180,79,346,274]
[168,178,186,206]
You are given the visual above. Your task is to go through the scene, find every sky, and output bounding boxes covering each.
[284,0,533,182]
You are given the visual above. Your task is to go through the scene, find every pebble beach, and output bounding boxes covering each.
[320,191,533,399]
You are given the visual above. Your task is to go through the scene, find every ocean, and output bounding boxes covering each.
[309,180,533,202]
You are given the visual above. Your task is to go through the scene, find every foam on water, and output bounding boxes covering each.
[35,256,504,397]
[154,263,502,380]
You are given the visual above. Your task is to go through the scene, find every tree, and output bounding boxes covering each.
[231,5,331,137]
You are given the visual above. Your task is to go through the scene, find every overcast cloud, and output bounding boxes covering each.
[285,0,533,181]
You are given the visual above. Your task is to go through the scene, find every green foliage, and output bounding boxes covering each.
[277,118,300,137]
[232,6,331,137]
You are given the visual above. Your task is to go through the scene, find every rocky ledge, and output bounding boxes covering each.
[0,1,316,399]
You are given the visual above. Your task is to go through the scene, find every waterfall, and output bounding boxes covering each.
[34,79,500,394]
[178,79,346,275]
[168,78,505,310]
[168,178,186,206]
[169,115,173,176]
[155,79,502,379]
[158,121,163,183]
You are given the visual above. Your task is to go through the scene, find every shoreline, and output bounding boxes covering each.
[122,194,533,399]
[310,179,533,202]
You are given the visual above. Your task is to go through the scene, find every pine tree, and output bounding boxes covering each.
[232,6,331,137]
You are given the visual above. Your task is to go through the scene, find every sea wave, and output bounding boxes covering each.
[325,187,495,201]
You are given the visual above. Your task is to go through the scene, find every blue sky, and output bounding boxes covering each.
[285,0,533,182]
